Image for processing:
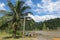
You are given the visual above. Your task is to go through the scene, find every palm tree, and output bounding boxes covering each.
[25,19,34,30]
[0,0,32,38]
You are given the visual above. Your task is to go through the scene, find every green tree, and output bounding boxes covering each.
[43,23,47,31]
[0,0,32,38]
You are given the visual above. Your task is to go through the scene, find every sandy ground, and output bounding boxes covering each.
[53,38,60,40]
[32,31,60,40]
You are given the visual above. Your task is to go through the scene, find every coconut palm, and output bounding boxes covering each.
[0,0,33,38]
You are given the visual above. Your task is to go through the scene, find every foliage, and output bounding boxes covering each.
[33,18,60,30]
[0,0,33,38]
[23,18,60,30]
[42,23,47,31]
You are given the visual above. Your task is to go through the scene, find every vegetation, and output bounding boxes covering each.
[32,18,60,30]
[14,18,60,31]
[0,0,34,38]
[0,0,60,39]
[42,23,47,31]
[43,18,60,30]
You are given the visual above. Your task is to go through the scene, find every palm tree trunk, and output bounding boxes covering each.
[13,30,16,38]
[12,23,17,38]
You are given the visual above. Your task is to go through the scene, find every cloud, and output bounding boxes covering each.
[26,0,60,22]
[36,0,60,14]
[25,0,60,14]
[0,3,6,10]
[28,14,58,22]
[25,0,35,8]
[34,9,41,14]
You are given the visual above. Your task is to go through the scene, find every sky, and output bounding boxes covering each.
[0,0,60,22]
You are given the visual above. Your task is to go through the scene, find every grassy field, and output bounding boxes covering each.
[0,38,37,40]
[0,32,37,40]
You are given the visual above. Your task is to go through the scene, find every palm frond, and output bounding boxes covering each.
[30,19,35,24]
[0,16,12,30]
[8,1,15,13]
[21,6,31,12]
[15,1,25,13]
[0,18,13,30]
[5,12,13,16]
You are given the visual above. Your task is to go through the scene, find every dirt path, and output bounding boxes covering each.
[34,31,60,40]
[37,36,47,40]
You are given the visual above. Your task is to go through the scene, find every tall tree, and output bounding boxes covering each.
[0,0,32,38]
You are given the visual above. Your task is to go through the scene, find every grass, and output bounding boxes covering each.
[0,32,37,40]
[1,37,37,40]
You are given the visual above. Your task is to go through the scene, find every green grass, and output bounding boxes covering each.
[0,32,37,40]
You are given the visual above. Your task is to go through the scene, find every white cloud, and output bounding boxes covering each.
[26,0,60,22]
[34,9,41,13]
[28,14,58,22]
[37,4,43,8]
[25,0,35,8]
[0,3,6,10]
[36,0,60,13]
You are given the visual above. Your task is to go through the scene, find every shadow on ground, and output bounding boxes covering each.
[3,36,22,39]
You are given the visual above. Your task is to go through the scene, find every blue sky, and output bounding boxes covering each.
[0,0,60,22]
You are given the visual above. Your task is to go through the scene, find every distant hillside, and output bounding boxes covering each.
[32,18,60,30]
[43,18,60,30]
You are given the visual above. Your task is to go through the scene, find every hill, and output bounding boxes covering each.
[31,18,60,30]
